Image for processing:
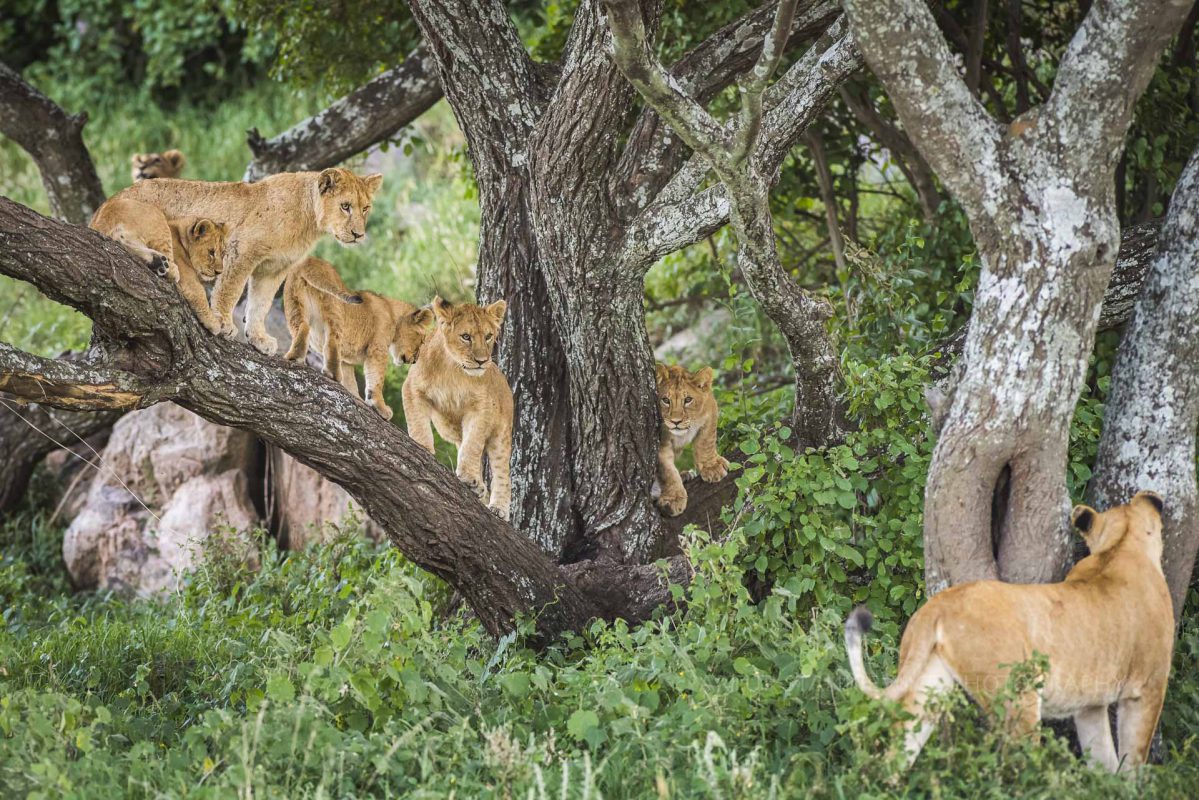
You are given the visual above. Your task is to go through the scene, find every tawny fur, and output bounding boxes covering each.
[131,150,186,182]
[90,197,227,333]
[283,257,432,420]
[112,167,382,355]
[653,363,728,517]
[845,491,1173,773]
[402,296,513,520]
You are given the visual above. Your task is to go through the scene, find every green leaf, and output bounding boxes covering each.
[567,709,602,747]
[266,674,295,703]
[330,622,353,651]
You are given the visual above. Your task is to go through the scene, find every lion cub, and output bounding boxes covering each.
[845,491,1174,773]
[114,167,382,355]
[283,257,432,420]
[131,150,186,182]
[402,297,513,520]
[654,363,729,517]
[90,197,226,333]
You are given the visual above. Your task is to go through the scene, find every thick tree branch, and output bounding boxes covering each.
[0,198,695,640]
[0,343,152,411]
[244,44,441,182]
[0,63,105,225]
[841,0,1001,217]
[732,0,801,162]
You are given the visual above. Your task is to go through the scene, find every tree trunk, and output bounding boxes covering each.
[1090,148,1199,625]
[0,63,105,225]
[844,0,1192,592]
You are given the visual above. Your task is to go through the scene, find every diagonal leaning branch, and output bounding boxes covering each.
[605,0,851,448]
[0,197,694,641]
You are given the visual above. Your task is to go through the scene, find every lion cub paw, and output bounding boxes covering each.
[698,456,729,483]
[458,473,488,502]
[489,503,510,522]
[249,332,278,356]
[374,403,394,421]
[216,318,238,339]
[657,489,687,517]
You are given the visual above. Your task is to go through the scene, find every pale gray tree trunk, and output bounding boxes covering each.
[1090,148,1199,625]
[843,0,1193,591]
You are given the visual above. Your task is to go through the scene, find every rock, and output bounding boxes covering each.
[268,448,382,550]
[62,403,261,594]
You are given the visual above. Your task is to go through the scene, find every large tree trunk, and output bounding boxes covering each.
[0,63,105,225]
[844,0,1192,592]
[1090,148,1199,625]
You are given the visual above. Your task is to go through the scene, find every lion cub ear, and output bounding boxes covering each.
[318,168,341,195]
[691,366,714,392]
[1134,490,1165,515]
[485,299,507,325]
[163,150,185,171]
[412,308,434,328]
[431,295,453,323]
[363,173,384,196]
[190,219,211,239]
[654,362,670,385]
[131,153,145,166]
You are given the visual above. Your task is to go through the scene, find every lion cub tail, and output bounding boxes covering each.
[297,262,364,305]
[845,606,883,699]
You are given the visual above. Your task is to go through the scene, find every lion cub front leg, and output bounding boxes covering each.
[402,382,436,454]
[363,348,393,420]
[210,249,258,339]
[486,433,512,520]
[656,436,687,517]
[693,419,729,483]
[244,270,287,356]
[175,265,221,334]
[455,417,490,503]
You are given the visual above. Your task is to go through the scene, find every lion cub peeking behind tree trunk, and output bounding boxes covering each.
[845,490,1173,773]
[402,297,513,520]
[654,363,729,517]
[90,197,227,333]
[114,167,382,355]
[284,257,432,420]
[131,150,186,182]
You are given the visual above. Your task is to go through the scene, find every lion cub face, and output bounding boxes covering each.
[180,219,228,281]
[131,150,185,182]
[1072,490,1164,560]
[391,307,434,365]
[431,296,506,377]
[315,168,383,247]
[655,363,714,435]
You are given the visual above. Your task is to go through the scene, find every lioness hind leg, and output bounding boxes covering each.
[1116,686,1166,771]
[896,656,957,769]
[283,278,310,361]
[1075,705,1118,772]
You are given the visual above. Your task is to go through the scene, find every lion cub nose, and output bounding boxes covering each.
[351,230,364,240]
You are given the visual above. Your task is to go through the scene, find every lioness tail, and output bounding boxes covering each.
[299,270,363,304]
[845,606,883,699]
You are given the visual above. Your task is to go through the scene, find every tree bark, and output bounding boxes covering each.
[0,198,707,640]
[844,0,1192,592]
[1090,148,1199,626]
[0,63,105,225]
[243,44,442,182]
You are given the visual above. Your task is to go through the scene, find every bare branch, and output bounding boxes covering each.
[732,0,801,162]
[244,44,441,182]
[805,129,848,272]
[0,63,105,225]
[0,343,153,411]
[841,0,1001,216]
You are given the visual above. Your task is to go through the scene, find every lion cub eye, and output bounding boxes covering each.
[485,333,493,341]
[660,397,670,406]
[461,333,472,342]
[340,202,352,213]
[684,396,693,406]
[208,249,216,258]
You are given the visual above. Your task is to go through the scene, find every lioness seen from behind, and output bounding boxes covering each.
[845,490,1173,773]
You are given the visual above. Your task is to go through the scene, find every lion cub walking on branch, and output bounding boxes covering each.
[845,491,1174,773]
[114,167,382,355]
[284,257,432,420]
[403,297,513,520]
[90,197,227,333]
[654,363,729,517]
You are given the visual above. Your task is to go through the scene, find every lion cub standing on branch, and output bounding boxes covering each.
[845,490,1174,773]
[654,363,728,517]
[284,257,432,420]
[403,297,513,520]
[113,167,382,355]
[90,197,227,333]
